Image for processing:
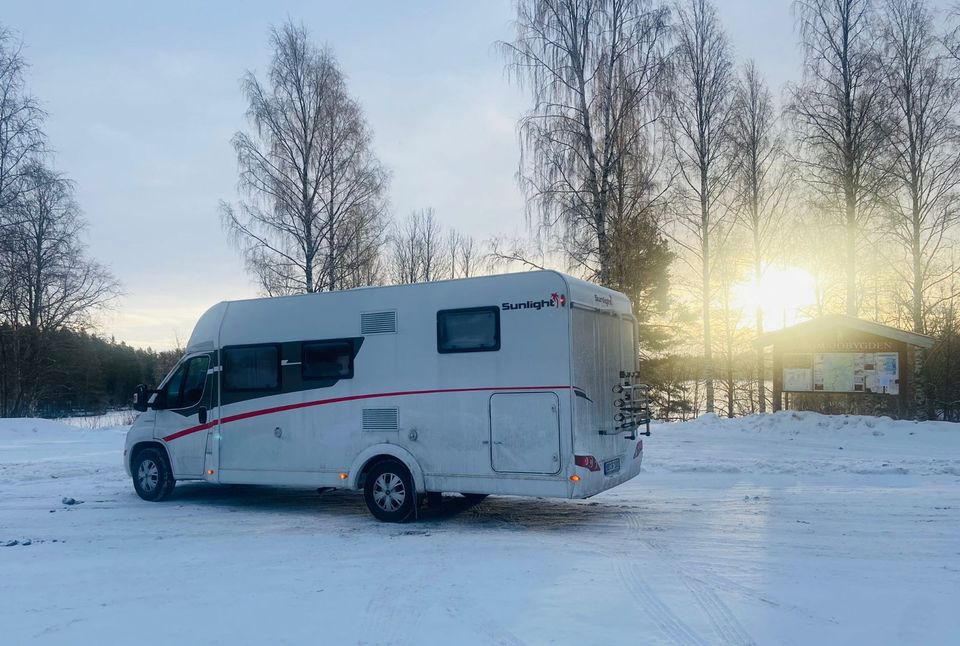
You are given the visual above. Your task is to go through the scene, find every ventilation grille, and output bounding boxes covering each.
[361,310,397,334]
[362,408,399,432]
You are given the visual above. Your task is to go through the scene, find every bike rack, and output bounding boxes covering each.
[604,370,651,439]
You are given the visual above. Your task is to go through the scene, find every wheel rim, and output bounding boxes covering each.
[372,472,406,512]
[138,459,160,492]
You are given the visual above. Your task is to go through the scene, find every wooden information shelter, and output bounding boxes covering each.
[754,315,934,416]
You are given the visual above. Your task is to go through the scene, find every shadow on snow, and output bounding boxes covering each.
[159,482,643,532]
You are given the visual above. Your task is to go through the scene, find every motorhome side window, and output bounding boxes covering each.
[302,340,354,380]
[223,345,280,391]
[437,307,500,353]
[163,355,208,409]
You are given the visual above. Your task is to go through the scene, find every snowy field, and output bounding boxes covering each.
[1,412,958,645]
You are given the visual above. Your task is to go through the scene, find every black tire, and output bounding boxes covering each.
[461,493,489,503]
[364,460,415,522]
[132,447,175,502]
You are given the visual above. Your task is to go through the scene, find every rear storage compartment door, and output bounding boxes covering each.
[490,393,560,474]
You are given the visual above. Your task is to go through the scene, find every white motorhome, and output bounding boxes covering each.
[125,271,651,521]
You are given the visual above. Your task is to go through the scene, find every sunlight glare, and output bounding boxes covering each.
[732,266,817,331]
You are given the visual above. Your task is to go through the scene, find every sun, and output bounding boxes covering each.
[732,266,817,331]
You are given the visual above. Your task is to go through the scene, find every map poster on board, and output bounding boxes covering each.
[875,352,899,395]
[782,354,814,391]
[817,353,857,392]
[784,352,899,395]
[783,368,813,391]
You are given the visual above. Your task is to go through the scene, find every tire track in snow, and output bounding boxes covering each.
[680,571,755,645]
[643,536,755,646]
[475,620,526,646]
[685,570,780,608]
[439,594,527,646]
[359,534,433,644]
[615,560,710,646]
[619,509,755,646]
[622,509,837,631]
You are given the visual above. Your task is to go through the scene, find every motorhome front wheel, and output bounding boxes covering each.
[132,448,175,502]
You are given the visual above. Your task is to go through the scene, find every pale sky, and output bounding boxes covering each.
[6,0,804,350]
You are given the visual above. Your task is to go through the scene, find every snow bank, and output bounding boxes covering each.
[0,417,126,487]
[0,417,90,436]
[646,410,960,476]
[57,410,136,429]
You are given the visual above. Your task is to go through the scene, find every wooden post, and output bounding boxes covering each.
[899,346,907,420]
[772,348,783,412]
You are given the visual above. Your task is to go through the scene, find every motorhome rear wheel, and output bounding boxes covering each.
[364,460,415,522]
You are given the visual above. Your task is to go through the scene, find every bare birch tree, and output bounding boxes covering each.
[946,4,960,66]
[878,0,960,334]
[502,0,671,285]
[729,61,793,412]
[486,233,553,273]
[607,116,674,328]
[221,22,388,296]
[389,208,451,284]
[667,0,736,414]
[877,0,960,417]
[713,231,749,418]
[790,0,888,317]
[448,230,481,279]
[1,163,119,415]
[0,27,44,222]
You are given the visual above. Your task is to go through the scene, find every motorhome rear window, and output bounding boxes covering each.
[302,340,354,380]
[437,307,500,353]
[223,345,280,391]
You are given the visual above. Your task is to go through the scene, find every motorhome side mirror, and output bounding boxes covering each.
[133,384,149,412]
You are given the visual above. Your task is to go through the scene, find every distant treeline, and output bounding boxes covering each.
[0,327,179,418]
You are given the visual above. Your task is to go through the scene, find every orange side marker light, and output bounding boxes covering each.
[569,474,581,482]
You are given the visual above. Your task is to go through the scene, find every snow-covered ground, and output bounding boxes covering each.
[1,411,958,645]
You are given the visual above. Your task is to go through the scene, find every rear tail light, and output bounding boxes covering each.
[574,455,600,472]
[634,440,643,459]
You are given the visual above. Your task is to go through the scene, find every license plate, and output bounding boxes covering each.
[604,458,621,475]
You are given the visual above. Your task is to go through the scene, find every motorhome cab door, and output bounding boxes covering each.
[154,353,215,478]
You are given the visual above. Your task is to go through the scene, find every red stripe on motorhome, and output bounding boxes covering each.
[162,385,583,442]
